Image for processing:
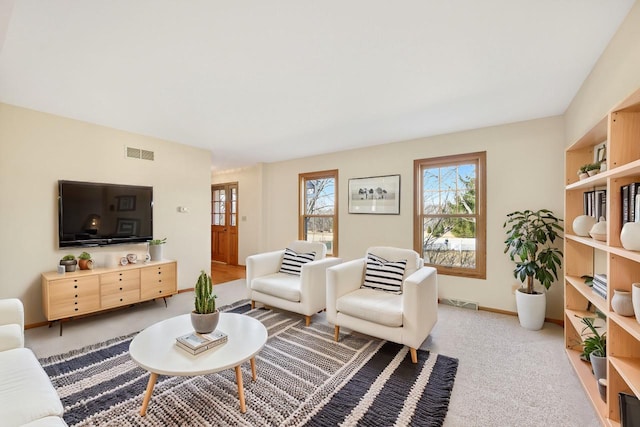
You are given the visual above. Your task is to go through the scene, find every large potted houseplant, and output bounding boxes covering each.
[190,270,219,334]
[503,209,564,330]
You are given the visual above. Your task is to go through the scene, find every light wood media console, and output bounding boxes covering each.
[42,260,177,335]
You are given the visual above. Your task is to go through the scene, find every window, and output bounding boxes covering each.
[414,152,486,278]
[299,170,338,256]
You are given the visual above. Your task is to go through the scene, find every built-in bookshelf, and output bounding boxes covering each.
[565,87,640,426]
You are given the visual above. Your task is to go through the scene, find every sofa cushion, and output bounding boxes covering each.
[22,416,68,427]
[0,323,23,351]
[361,253,406,294]
[337,288,403,327]
[0,347,64,427]
[279,248,316,276]
[251,273,302,302]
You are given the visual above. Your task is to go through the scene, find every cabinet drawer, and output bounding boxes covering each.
[47,276,100,319]
[140,262,177,300]
[100,270,140,286]
[102,289,140,309]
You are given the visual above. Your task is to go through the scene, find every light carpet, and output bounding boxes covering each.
[39,302,458,426]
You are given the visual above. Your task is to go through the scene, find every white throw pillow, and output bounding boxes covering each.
[279,248,316,276]
[361,253,406,294]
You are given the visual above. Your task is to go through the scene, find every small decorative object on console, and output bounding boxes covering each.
[126,253,137,264]
[119,257,128,266]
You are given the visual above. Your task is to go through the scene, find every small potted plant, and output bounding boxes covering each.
[190,270,219,333]
[577,164,590,180]
[148,237,167,261]
[59,254,77,272]
[77,251,93,270]
[579,315,607,400]
[587,162,601,177]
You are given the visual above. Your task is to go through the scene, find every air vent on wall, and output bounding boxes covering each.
[125,146,154,161]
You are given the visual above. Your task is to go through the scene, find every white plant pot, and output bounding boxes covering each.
[149,244,164,261]
[515,288,546,330]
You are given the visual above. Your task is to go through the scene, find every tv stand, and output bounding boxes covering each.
[41,260,177,335]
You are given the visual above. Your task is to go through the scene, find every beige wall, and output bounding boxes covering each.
[0,104,211,324]
[565,0,640,144]
[224,116,566,320]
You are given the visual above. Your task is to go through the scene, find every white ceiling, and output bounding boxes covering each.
[0,1,635,171]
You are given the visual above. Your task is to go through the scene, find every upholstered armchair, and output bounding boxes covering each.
[0,298,24,352]
[246,241,342,326]
[326,246,438,363]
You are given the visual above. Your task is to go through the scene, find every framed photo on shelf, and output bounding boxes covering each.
[594,141,607,163]
[348,174,400,214]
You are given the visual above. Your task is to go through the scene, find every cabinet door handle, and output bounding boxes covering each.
[74,285,78,289]
[119,287,123,291]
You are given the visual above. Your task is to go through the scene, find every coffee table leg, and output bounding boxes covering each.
[140,372,158,416]
[235,365,246,413]
[250,357,257,381]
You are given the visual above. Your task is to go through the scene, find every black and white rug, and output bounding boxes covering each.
[40,302,458,426]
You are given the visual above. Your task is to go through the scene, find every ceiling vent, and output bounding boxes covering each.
[125,146,154,161]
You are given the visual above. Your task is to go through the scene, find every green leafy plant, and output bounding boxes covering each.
[61,254,76,261]
[586,162,601,171]
[78,251,91,260]
[149,238,167,245]
[194,270,217,314]
[578,164,590,174]
[503,209,564,294]
[579,316,606,360]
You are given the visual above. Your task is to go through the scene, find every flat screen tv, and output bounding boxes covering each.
[58,180,153,248]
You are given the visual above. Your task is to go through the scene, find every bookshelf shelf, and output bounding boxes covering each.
[564,87,640,426]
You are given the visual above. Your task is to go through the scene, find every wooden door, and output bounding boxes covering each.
[211,183,238,265]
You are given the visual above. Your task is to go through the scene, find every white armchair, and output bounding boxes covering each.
[0,298,24,351]
[246,241,342,326]
[327,247,438,363]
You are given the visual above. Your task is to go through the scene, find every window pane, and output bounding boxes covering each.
[423,217,476,269]
[304,216,334,255]
[305,178,335,215]
[423,163,476,215]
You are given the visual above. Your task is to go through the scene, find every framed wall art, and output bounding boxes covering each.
[348,174,400,214]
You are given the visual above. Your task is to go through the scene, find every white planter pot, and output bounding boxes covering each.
[515,288,546,330]
[149,244,164,261]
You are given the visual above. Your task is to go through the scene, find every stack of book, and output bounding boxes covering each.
[592,273,607,300]
[621,183,640,223]
[583,188,607,220]
[176,330,228,355]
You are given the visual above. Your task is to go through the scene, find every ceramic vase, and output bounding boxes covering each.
[573,215,597,237]
[633,283,640,324]
[612,289,635,317]
[589,218,607,241]
[621,195,640,250]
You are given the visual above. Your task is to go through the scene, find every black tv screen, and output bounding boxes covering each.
[58,180,153,248]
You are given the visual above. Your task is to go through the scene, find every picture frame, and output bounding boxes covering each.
[594,141,607,163]
[116,218,139,236]
[348,174,400,214]
[117,195,136,211]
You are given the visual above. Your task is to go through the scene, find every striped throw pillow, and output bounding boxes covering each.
[361,253,407,294]
[279,248,316,276]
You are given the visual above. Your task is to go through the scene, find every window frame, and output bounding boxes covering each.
[298,169,339,256]
[413,151,486,279]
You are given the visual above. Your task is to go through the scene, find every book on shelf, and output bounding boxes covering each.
[630,183,640,223]
[583,189,607,220]
[176,330,228,355]
[623,185,630,223]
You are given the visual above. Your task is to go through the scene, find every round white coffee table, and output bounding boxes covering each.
[129,312,268,416]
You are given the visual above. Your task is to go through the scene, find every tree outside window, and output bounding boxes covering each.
[299,170,339,256]
[414,152,486,279]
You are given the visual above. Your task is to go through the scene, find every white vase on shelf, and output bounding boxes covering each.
[612,289,635,317]
[573,215,597,237]
[633,283,640,324]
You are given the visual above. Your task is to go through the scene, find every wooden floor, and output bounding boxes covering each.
[210,262,246,285]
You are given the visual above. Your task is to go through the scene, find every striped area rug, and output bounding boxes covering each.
[40,303,458,426]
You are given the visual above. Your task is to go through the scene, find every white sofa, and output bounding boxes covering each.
[246,241,342,325]
[327,247,438,363]
[0,298,67,427]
